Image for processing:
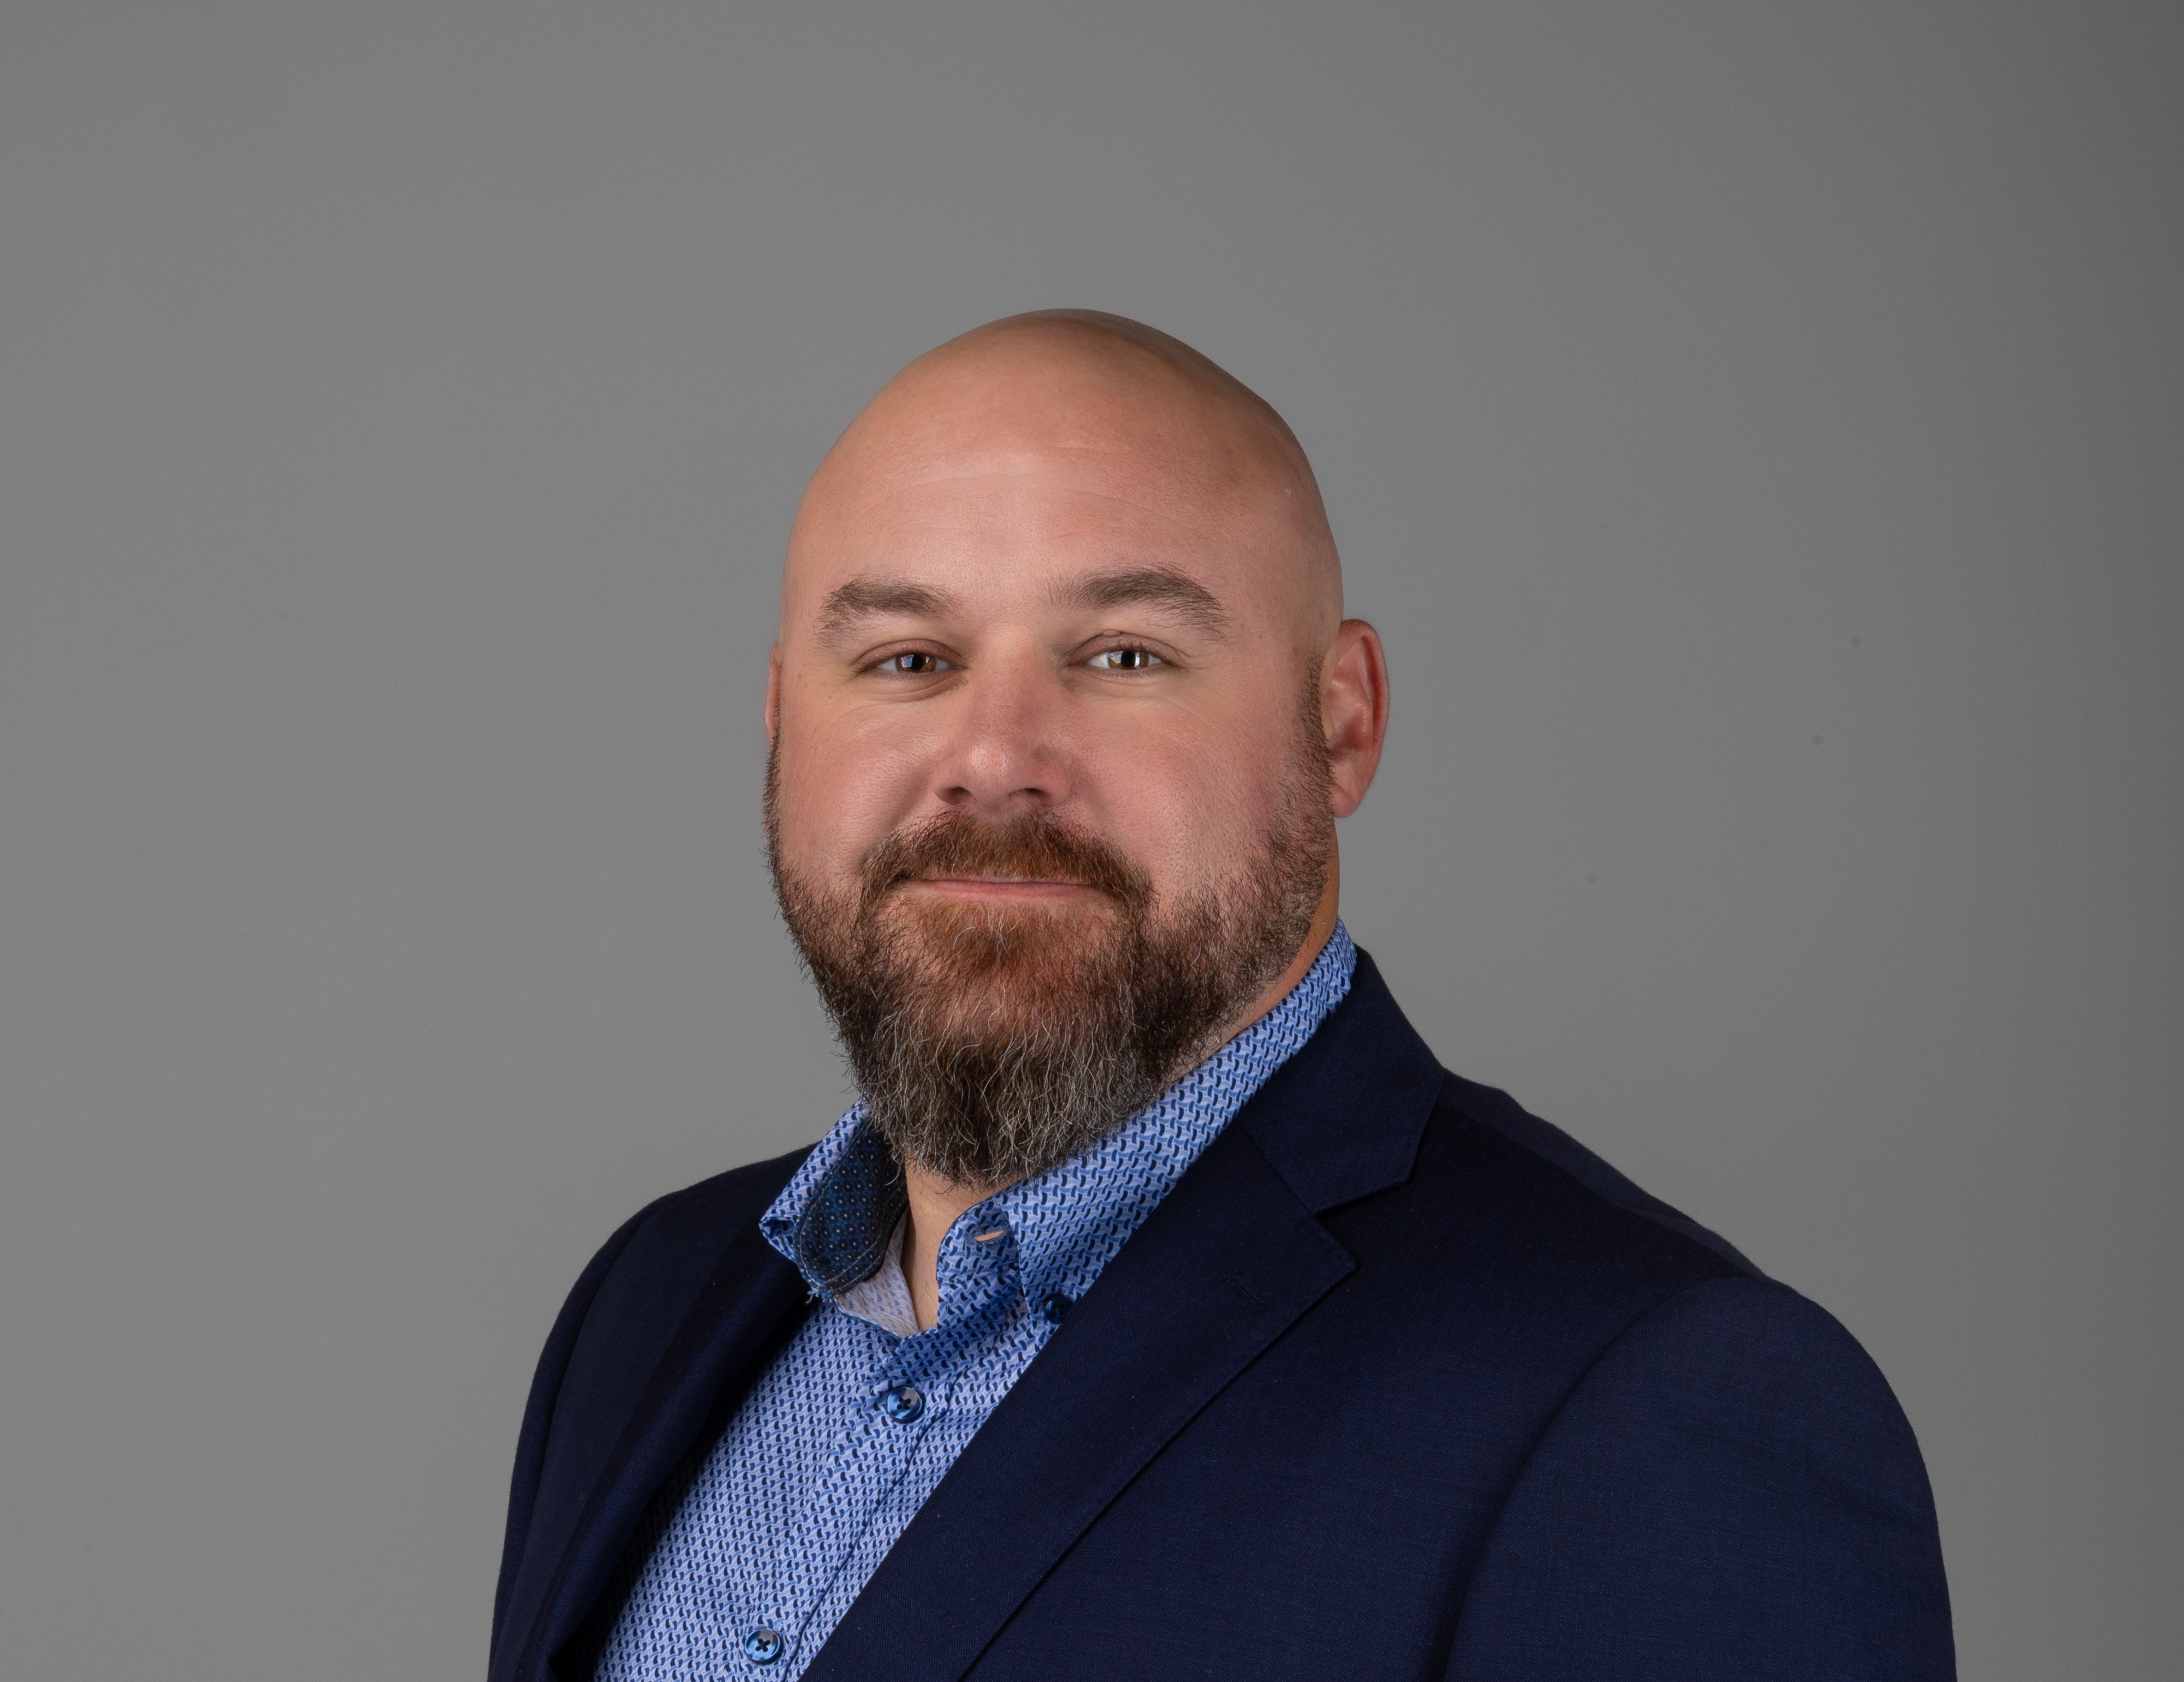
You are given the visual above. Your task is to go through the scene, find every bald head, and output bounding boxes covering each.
[785,311,1343,654]
[764,310,1388,1118]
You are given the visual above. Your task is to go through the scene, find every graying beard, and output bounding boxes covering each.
[768,690,1332,1188]
[850,985,1175,1188]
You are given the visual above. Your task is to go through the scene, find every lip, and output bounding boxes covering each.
[904,875,1099,902]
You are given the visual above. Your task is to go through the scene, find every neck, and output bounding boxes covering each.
[897,854,1342,1330]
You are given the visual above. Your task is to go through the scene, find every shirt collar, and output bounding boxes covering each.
[763,920,1357,1317]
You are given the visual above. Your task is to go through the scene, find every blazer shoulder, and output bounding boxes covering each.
[1447,1273,1954,1679]
[510,1140,812,1436]
[561,1145,815,1393]
[1584,1274,1933,1489]
[1432,1069,1762,1276]
[600,1145,814,1288]
[1259,952,1753,1283]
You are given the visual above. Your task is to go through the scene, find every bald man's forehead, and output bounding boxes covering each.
[790,469,1292,614]
[806,430,1292,542]
[790,456,1322,643]
[809,366,1314,543]
[784,313,1342,636]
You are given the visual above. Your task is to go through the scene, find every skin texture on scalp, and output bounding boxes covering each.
[784,311,1344,662]
[765,310,1389,1328]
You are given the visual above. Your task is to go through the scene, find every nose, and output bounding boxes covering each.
[933,644,1072,817]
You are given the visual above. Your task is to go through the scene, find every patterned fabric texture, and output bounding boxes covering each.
[595,923,1357,1680]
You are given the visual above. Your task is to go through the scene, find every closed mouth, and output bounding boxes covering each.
[909,875,1096,897]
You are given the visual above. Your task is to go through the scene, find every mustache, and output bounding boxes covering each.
[859,811,1154,913]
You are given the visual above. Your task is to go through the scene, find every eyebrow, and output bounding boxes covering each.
[816,578,956,639]
[813,566,1231,642]
[1058,567,1230,637]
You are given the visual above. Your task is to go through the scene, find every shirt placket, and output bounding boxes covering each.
[768,1218,1022,1677]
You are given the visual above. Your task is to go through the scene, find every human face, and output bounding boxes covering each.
[765,360,1362,1182]
[766,370,1338,965]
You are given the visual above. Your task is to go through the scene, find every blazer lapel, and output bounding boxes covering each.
[506,1221,809,1682]
[804,950,1445,1682]
[803,1122,1348,1682]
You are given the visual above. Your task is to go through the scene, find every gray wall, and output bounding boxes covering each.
[2,3,2176,1677]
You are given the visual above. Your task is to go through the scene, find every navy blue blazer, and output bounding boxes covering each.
[492,953,1953,1680]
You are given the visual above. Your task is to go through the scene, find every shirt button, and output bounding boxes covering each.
[1039,1292,1074,1324]
[744,1627,785,1665]
[879,1382,925,1423]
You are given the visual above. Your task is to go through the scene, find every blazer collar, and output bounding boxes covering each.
[1236,948,1446,1213]
[803,946,1444,1682]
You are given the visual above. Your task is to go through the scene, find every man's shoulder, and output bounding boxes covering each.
[581,1144,812,1310]
[1310,1064,1932,1518]
[1250,948,1767,1335]
[1415,1080,1954,1678]
[1310,1060,1777,1375]
[1430,1068,1761,1276]
[620,1145,812,1257]
[543,1146,812,1394]
[1406,1074,1898,1412]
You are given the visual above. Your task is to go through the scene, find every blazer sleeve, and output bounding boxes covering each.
[1444,1275,1955,1681]
[489,1208,652,1658]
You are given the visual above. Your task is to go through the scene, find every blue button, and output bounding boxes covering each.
[1039,1292,1073,1324]
[879,1382,925,1423]
[744,1626,785,1665]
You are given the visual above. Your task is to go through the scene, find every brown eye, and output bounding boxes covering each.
[1089,647,1162,672]
[885,652,946,675]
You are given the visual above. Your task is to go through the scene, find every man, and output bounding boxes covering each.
[490,312,1954,1681]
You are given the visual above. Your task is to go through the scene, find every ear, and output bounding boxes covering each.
[1320,620,1388,819]
[764,642,782,741]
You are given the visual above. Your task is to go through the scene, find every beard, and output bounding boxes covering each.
[767,700,1334,1189]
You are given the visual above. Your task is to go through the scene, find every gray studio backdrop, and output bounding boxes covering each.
[2,3,2176,1678]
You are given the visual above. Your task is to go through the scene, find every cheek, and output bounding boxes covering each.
[772,711,927,877]
[1079,716,1280,891]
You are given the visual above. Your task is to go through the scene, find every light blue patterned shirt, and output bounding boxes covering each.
[597,923,1357,1680]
